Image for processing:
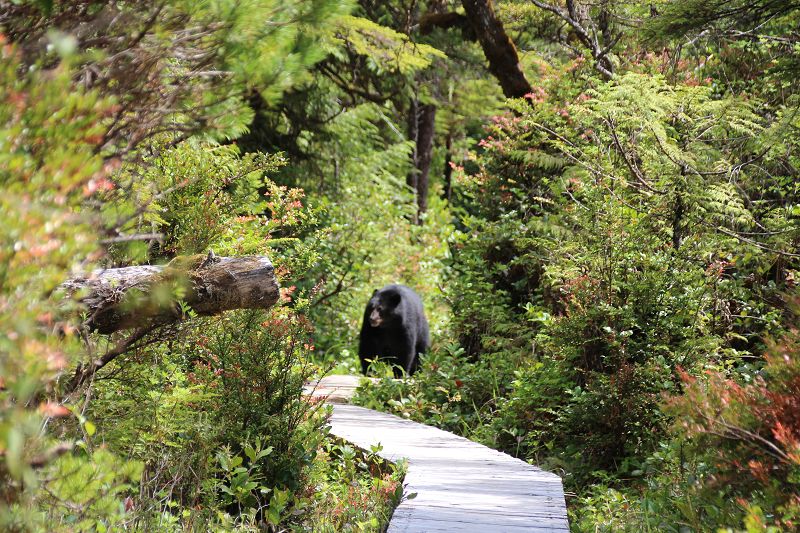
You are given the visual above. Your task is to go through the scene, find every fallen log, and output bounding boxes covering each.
[62,254,280,334]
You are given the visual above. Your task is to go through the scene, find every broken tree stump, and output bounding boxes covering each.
[62,255,280,334]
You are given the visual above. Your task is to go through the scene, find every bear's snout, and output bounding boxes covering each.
[369,309,383,327]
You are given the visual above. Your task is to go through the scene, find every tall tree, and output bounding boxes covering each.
[407,99,437,223]
[461,0,533,98]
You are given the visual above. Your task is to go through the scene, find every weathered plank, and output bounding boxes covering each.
[302,374,372,404]
[311,375,569,532]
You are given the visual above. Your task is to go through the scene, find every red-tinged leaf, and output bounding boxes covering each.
[39,402,71,417]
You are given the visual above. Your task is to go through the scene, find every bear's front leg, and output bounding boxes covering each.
[394,331,417,378]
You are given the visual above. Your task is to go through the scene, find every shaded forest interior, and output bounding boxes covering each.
[2,0,800,531]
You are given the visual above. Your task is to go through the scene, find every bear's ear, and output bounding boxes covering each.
[387,291,401,307]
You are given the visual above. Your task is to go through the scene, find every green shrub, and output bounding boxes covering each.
[662,326,800,530]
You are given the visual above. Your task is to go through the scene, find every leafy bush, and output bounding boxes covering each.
[299,441,405,532]
[0,38,119,531]
[0,1,409,528]
[664,325,800,529]
[358,47,799,532]
[270,103,454,372]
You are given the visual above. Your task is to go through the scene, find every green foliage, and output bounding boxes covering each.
[202,0,354,104]
[298,440,405,532]
[663,326,800,529]
[0,39,112,529]
[357,18,800,529]
[190,309,319,490]
[277,102,453,371]
[645,0,798,41]
[79,305,400,531]
[332,16,446,75]
[100,142,289,261]
[6,0,800,530]
[0,0,408,529]
[36,449,143,532]
[213,438,278,519]
[355,343,484,434]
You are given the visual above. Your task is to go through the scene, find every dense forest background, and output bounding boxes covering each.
[1,0,799,531]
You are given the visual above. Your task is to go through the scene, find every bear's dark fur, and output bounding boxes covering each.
[358,284,429,377]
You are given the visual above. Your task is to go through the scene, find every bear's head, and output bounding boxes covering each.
[368,289,402,328]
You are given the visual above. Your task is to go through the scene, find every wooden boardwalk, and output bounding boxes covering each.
[303,374,368,403]
[306,375,569,532]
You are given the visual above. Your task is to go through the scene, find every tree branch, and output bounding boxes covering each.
[64,327,154,394]
[606,117,666,194]
[461,0,533,98]
[529,0,617,79]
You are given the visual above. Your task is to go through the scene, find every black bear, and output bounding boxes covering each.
[358,284,429,377]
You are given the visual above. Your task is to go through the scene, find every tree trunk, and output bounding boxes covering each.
[62,255,280,334]
[415,103,436,220]
[461,0,533,99]
[407,99,436,224]
[407,98,420,225]
[443,131,453,202]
